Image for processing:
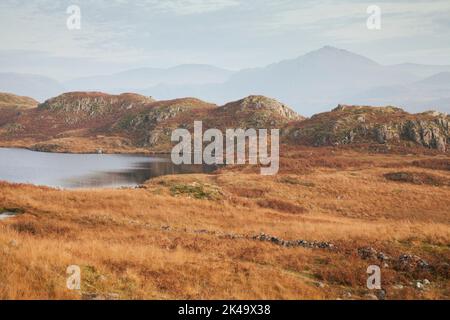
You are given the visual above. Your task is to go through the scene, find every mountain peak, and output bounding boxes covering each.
[300,46,379,67]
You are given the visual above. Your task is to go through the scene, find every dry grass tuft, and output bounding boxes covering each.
[0,147,449,299]
[384,171,449,186]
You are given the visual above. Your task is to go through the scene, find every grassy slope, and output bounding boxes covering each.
[0,147,448,299]
[0,93,38,109]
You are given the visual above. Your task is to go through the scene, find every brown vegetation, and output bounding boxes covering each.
[0,147,449,300]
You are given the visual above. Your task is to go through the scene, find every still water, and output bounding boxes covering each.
[0,148,216,189]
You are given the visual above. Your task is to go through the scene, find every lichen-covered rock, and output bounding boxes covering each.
[403,120,448,151]
[116,95,303,148]
[38,92,155,124]
[287,105,449,152]
[216,95,303,128]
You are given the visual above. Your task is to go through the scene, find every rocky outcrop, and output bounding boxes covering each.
[114,95,302,148]
[231,95,301,121]
[2,93,449,153]
[402,119,448,151]
[115,98,216,147]
[253,233,335,249]
[357,246,434,273]
[215,95,303,128]
[118,101,207,131]
[38,92,155,124]
[287,105,449,151]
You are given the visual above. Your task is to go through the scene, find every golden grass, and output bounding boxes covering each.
[0,148,449,300]
[0,136,152,154]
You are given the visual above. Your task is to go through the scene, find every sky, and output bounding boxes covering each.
[0,0,449,80]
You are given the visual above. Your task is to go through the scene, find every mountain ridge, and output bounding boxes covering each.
[1,46,450,115]
[0,91,448,154]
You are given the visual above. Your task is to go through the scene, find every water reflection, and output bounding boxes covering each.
[0,148,217,189]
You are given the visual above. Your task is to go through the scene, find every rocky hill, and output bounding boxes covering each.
[0,92,449,153]
[114,97,217,147]
[0,92,157,150]
[211,95,303,128]
[37,92,155,124]
[113,95,302,148]
[0,92,301,152]
[286,105,449,152]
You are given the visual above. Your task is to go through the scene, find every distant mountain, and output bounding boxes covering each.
[0,73,64,102]
[141,46,430,115]
[414,72,450,86]
[219,46,417,111]
[388,63,450,78]
[352,72,450,113]
[64,64,235,92]
[2,47,450,115]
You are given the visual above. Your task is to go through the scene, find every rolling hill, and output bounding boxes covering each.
[0,92,38,109]
[0,91,448,153]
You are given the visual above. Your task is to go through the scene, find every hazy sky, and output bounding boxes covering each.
[1,0,449,80]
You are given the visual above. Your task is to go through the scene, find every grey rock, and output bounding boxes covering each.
[358,247,378,259]
[376,289,386,300]
[343,292,352,299]
[415,281,424,290]
[315,282,326,288]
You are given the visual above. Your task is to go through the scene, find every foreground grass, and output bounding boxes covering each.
[0,147,449,299]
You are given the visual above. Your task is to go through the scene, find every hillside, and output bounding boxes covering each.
[113,95,302,149]
[0,92,157,152]
[0,92,449,153]
[0,92,38,109]
[1,147,449,299]
[0,92,301,153]
[37,92,156,123]
[286,105,449,152]
[0,93,39,129]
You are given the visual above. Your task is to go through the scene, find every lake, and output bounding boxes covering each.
[0,148,216,189]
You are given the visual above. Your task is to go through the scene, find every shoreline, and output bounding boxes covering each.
[0,144,172,156]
